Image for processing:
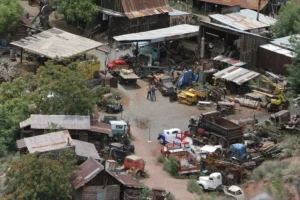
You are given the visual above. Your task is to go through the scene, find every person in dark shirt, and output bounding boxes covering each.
[151,85,157,101]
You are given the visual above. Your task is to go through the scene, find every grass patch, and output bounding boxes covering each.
[157,155,166,163]
[141,187,150,198]
[251,160,289,180]
[266,177,288,200]
[163,156,178,176]
[187,180,202,195]
[167,192,176,200]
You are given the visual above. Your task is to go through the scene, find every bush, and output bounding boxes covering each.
[267,177,288,200]
[251,161,289,180]
[141,187,150,197]
[163,156,178,176]
[157,155,165,163]
[167,193,176,200]
[187,180,202,195]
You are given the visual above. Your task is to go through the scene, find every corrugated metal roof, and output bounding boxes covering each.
[71,157,104,189]
[20,114,91,130]
[169,9,192,16]
[23,130,74,153]
[114,24,199,43]
[214,55,246,66]
[260,44,294,58]
[11,28,103,59]
[106,170,144,188]
[121,0,173,19]
[210,9,276,31]
[90,121,112,135]
[98,7,126,17]
[199,0,268,10]
[213,66,260,85]
[270,34,300,50]
[73,139,101,161]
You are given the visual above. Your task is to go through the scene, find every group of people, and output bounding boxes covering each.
[147,85,157,101]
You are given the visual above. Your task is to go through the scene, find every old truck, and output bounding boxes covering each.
[123,155,146,177]
[168,149,199,174]
[157,128,193,145]
[153,74,175,96]
[189,111,243,148]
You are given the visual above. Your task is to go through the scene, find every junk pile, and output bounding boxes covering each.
[0,58,22,82]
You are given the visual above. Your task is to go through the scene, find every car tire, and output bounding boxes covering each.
[199,184,205,192]
[136,170,142,177]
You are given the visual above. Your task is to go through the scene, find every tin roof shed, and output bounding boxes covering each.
[198,0,268,11]
[213,66,260,85]
[73,139,102,161]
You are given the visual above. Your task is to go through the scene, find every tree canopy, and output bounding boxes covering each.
[287,37,300,92]
[53,0,98,24]
[4,149,77,200]
[272,0,300,38]
[0,0,23,33]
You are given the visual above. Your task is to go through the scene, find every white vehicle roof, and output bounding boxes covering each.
[110,120,127,126]
[210,172,221,177]
[228,185,242,192]
[201,145,222,153]
[164,128,181,133]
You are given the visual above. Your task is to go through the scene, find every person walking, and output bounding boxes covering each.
[147,85,152,100]
[151,85,157,101]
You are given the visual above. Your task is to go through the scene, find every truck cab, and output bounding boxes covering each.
[197,172,222,190]
[157,128,193,145]
[109,120,128,137]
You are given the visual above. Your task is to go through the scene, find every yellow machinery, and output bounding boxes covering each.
[252,75,289,111]
[177,88,207,105]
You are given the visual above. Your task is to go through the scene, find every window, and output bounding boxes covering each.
[236,190,242,195]
[135,160,139,164]
[191,149,196,155]
[126,159,132,163]
[116,125,123,129]
[130,19,138,27]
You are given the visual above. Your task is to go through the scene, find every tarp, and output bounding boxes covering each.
[178,70,198,87]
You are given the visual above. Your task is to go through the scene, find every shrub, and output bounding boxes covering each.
[157,155,165,163]
[163,156,178,176]
[267,177,288,200]
[167,192,176,200]
[141,187,150,197]
[251,161,289,180]
[187,180,202,195]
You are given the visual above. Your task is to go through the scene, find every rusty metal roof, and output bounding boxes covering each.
[210,9,276,31]
[90,121,112,135]
[214,55,246,67]
[22,130,75,153]
[213,66,260,85]
[106,170,145,188]
[260,44,294,58]
[199,0,268,10]
[73,139,101,161]
[20,114,91,130]
[71,157,104,190]
[121,0,173,19]
[114,24,199,43]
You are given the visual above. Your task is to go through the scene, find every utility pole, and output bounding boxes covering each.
[257,0,261,21]
[148,126,152,143]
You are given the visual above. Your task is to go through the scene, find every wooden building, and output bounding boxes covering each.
[71,159,145,200]
[199,21,270,69]
[97,0,173,38]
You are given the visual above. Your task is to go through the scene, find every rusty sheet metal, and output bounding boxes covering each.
[260,44,294,58]
[20,114,91,130]
[114,24,199,43]
[23,130,75,153]
[214,55,246,66]
[90,121,112,135]
[71,158,104,190]
[213,66,260,85]
[106,170,145,188]
[199,0,268,11]
[121,0,173,19]
[210,9,276,31]
[73,139,101,161]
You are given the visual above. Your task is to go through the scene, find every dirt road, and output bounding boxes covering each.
[131,126,198,200]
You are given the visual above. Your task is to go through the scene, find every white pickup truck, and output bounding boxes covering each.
[187,145,222,162]
[157,128,193,145]
[197,172,245,200]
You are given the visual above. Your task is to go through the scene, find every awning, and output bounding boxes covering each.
[213,66,260,85]
[113,24,199,43]
[214,55,246,67]
[11,28,103,59]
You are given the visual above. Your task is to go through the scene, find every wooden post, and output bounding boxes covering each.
[20,48,23,63]
[257,0,261,21]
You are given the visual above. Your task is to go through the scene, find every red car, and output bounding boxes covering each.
[107,60,127,69]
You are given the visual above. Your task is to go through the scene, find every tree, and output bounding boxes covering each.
[272,0,300,38]
[4,149,77,200]
[53,0,98,25]
[0,0,23,33]
[287,37,300,91]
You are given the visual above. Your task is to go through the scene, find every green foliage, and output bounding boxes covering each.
[167,193,176,200]
[163,156,179,176]
[157,155,166,163]
[287,38,300,92]
[4,149,77,200]
[141,187,150,197]
[0,0,23,33]
[53,0,98,24]
[251,161,289,180]
[272,0,300,38]
[267,177,288,200]
[187,180,202,195]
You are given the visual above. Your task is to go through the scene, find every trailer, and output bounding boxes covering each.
[189,111,243,148]
[168,150,199,174]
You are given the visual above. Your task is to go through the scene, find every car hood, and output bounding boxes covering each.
[162,82,174,89]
